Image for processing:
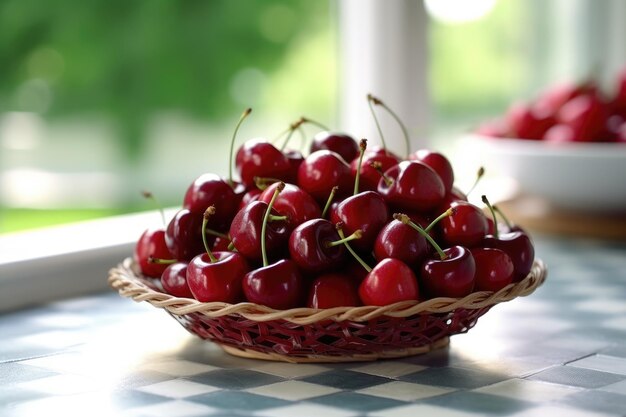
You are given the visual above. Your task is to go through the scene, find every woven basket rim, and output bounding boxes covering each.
[108,257,546,324]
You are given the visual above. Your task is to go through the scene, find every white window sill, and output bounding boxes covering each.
[0,210,173,313]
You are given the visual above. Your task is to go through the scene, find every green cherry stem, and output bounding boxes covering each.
[370,94,410,158]
[321,186,338,219]
[367,94,388,153]
[394,213,447,260]
[493,205,513,230]
[202,206,218,263]
[254,176,281,191]
[204,228,229,239]
[148,256,176,265]
[482,195,499,239]
[142,190,167,228]
[300,116,330,132]
[228,108,252,188]
[325,229,363,248]
[354,139,367,195]
[260,182,284,267]
[466,166,485,197]
[424,207,455,233]
[268,215,288,222]
[336,222,372,273]
[371,161,393,186]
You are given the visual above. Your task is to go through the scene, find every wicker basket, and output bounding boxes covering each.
[108,258,547,363]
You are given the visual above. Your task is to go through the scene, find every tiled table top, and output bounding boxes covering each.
[1,237,626,417]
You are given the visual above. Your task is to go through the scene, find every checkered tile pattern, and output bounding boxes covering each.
[1,237,626,416]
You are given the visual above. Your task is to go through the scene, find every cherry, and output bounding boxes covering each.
[377,160,445,212]
[288,219,348,274]
[212,235,232,252]
[481,196,535,282]
[421,245,476,298]
[161,262,193,298]
[310,131,359,163]
[183,173,239,229]
[351,151,400,192]
[229,200,289,262]
[331,140,389,251]
[236,138,291,187]
[242,185,304,309]
[359,258,420,306]
[614,68,626,117]
[475,118,508,138]
[297,150,353,203]
[135,228,174,278]
[307,273,361,308]
[394,213,475,298]
[284,149,305,184]
[556,93,610,141]
[505,101,555,140]
[439,201,488,247]
[373,219,428,268]
[258,182,321,229]
[536,80,595,116]
[186,207,250,303]
[238,188,262,210]
[165,208,206,262]
[409,150,455,193]
[471,248,514,292]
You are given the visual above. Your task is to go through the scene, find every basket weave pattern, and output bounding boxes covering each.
[108,258,546,362]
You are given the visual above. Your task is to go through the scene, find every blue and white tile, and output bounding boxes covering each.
[350,361,426,378]
[136,379,221,399]
[255,403,359,417]
[246,380,341,401]
[368,403,485,417]
[356,381,453,401]
[474,378,583,402]
[568,354,626,375]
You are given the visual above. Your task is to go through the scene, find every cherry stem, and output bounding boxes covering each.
[254,176,281,190]
[326,229,363,248]
[354,139,367,195]
[424,208,455,233]
[142,191,166,228]
[269,214,288,222]
[279,118,304,151]
[321,186,338,219]
[367,94,389,153]
[394,213,447,260]
[227,241,236,251]
[466,166,485,197]
[300,116,330,131]
[336,223,372,273]
[370,94,410,158]
[228,108,252,188]
[261,182,284,267]
[202,206,218,263]
[493,205,513,230]
[371,161,393,186]
[148,256,176,265]
[482,195,499,239]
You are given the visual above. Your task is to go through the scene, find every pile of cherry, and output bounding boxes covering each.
[135,97,535,310]
[477,68,626,143]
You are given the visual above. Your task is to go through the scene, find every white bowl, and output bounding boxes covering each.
[461,135,626,213]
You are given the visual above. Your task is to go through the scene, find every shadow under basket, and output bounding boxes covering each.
[108,258,547,363]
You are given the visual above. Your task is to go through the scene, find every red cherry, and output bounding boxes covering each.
[187,252,249,303]
[258,182,321,229]
[243,259,304,309]
[536,80,595,115]
[288,219,345,274]
[421,246,476,298]
[482,231,535,282]
[165,209,206,262]
[409,150,455,194]
[330,191,389,252]
[350,151,399,192]
[307,273,361,308]
[358,258,419,306]
[471,248,514,292]
[238,188,262,210]
[373,219,428,268]
[557,94,610,141]
[377,161,445,212]
[475,119,509,138]
[310,132,359,163]
[505,101,556,140]
[439,201,488,247]
[297,150,353,203]
[183,173,239,229]
[135,228,174,278]
[161,262,193,298]
[284,149,304,184]
[229,201,289,262]
[235,138,291,187]
[211,236,232,252]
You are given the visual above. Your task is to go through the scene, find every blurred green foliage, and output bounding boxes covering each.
[0,0,330,158]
